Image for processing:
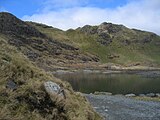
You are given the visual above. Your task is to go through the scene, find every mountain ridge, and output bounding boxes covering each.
[1,12,160,69]
[0,12,99,71]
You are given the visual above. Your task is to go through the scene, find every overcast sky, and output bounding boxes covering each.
[0,0,160,35]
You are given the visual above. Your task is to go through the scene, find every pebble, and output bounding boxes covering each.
[146,93,155,97]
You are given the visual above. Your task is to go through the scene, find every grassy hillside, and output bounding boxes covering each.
[0,35,101,119]
[30,22,160,68]
[0,12,99,71]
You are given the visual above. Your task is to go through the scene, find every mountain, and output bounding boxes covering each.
[0,11,160,119]
[0,12,99,71]
[0,12,101,120]
[29,21,160,69]
[1,12,160,71]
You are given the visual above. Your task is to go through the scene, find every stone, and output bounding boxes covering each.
[146,93,155,97]
[105,92,112,95]
[44,81,66,99]
[155,93,160,97]
[6,80,18,90]
[104,109,108,112]
[125,94,136,97]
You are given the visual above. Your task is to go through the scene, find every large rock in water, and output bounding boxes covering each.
[44,81,66,99]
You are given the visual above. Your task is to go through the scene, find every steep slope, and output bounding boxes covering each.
[0,30,101,119]
[31,21,160,68]
[0,12,99,71]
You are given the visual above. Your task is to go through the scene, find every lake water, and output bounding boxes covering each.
[54,71,160,95]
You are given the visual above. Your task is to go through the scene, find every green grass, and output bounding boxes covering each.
[31,22,160,67]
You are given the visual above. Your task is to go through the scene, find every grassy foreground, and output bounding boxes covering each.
[0,36,102,120]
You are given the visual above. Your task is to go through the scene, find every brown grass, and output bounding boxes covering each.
[0,36,102,120]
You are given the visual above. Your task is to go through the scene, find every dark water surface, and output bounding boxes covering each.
[54,71,160,95]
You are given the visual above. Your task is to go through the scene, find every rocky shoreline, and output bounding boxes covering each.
[84,93,160,120]
[52,68,160,75]
[93,91,160,98]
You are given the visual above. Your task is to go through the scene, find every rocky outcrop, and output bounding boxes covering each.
[0,12,99,71]
[79,25,98,35]
[97,22,124,34]
[79,22,125,46]
[0,12,45,38]
[97,32,112,45]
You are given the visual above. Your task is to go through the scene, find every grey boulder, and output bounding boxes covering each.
[146,93,155,97]
[44,81,66,99]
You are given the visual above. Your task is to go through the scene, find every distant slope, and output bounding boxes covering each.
[30,21,160,67]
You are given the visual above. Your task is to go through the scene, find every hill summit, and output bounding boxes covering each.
[0,12,44,37]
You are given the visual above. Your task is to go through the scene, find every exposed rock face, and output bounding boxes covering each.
[0,12,45,38]
[0,12,99,71]
[79,22,125,46]
[80,25,98,35]
[79,22,158,47]
[97,32,112,45]
[98,22,124,34]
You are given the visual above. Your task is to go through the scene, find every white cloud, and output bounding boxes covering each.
[23,0,160,35]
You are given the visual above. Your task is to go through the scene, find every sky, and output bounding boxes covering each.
[0,0,160,35]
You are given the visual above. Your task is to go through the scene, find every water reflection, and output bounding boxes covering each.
[54,71,160,95]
